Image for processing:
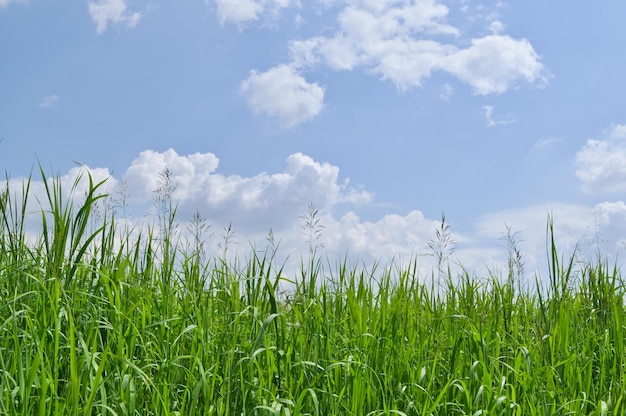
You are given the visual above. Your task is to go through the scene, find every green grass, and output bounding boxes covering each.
[1,170,625,415]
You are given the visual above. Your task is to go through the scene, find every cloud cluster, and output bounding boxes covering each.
[88,0,141,34]
[122,148,371,232]
[576,124,626,194]
[114,149,481,276]
[104,148,626,275]
[5,146,626,281]
[2,150,449,276]
[212,0,298,25]
[239,0,546,127]
[289,3,544,93]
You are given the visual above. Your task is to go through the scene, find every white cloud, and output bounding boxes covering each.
[576,124,626,194]
[235,1,544,125]
[475,203,593,247]
[118,152,626,278]
[240,64,325,128]
[0,165,116,246]
[474,203,602,278]
[324,210,436,259]
[1,159,461,280]
[289,2,459,90]
[488,20,505,34]
[440,83,454,100]
[7,149,626,283]
[473,200,626,279]
[320,201,618,283]
[38,95,58,109]
[214,0,262,24]
[287,2,545,94]
[528,137,562,164]
[0,0,26,8]
[12,166,115,207]
[483,105,514,127]
[608,123,626,139]
[213,0,298,25]
[445,35,545,95]
[532,136,560,150]
[317,210,493,277]
[122,149,371,232]
[592,201,626,250]
[88,0,141,34]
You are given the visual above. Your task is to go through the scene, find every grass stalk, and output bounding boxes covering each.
[1,172,625,414]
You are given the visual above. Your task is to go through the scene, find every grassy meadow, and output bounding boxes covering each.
[1,170,625,415]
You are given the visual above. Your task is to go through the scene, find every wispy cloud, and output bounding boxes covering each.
[488,20,505,34]
[440,84,454,100]
[483,105,514,127]
[88,0,141,34]
[607,123,626,139]
[532,136,560,149]
[38,95,58,109]
[212,0,298,25]
[0,0,26,8]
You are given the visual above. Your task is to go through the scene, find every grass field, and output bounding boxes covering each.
[1,171,625,415]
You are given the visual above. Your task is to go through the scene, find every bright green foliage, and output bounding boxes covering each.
[0,172,625,415]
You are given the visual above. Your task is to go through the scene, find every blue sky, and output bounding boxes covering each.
[2,0,626,278]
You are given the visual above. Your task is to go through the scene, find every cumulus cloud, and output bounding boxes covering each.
[7,149,626,283]
[445,35,545,95]
[122,148,371,232]
[118,149,466,274]
[288,2,458,89]
[320,204,601,282]
[576,124,626,194]
[288,1,545,94]
[326,210,434,257]
[213,0,298,25]
[231,1,545,125]
[88,0,141,34]
[240,65,325,128]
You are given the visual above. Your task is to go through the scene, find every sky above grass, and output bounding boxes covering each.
[2,0,626,278]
